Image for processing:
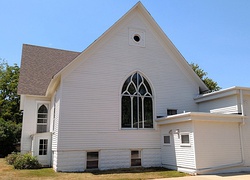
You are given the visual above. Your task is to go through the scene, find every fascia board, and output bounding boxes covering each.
[48,2,142,81]
[194,87,239,103]
[195,86,250,103]
[46,2,208,95]
[138,4,208,92]
[156,112,243,125]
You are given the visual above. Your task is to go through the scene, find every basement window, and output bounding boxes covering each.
[87,152,99,169]
[131,150,141,167]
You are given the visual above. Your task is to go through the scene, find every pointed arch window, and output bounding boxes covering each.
[37,104,49,133]
[121,72,153,129]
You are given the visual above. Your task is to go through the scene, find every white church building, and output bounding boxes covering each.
[18,2,250,174]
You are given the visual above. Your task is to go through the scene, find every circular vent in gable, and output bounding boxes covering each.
[129,28,145,47]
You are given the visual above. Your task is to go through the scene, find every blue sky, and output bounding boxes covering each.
[1,0,250,89]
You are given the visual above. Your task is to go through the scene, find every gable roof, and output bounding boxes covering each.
[18,44,80,96]
[18,2,208,96]
[47,2,208,94]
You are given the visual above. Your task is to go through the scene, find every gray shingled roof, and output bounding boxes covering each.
[18,44,81,96]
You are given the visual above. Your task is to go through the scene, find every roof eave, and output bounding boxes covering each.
[48,2,208,93]
[194,86,250,103]
[156,112,244,125]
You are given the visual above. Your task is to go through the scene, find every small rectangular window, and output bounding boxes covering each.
[39,139,48,155]
[181,133,190,146]
[167,109,177,116]
[37,125,47,133]
[131,150,141,166]
[87,152,99,169]
[163,135,170,145]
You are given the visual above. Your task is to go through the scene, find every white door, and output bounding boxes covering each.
[37,138,49,166]
[31,133,51,166]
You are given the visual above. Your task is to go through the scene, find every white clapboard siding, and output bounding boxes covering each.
[51,7,202,171]
[57,8,200,153]
[99,150,130,170]
[160,122,196,170]
[194,121,242,169]
[55,151,85,172]
[198,95,239,114]
[52,85,62,151]
[142,148,162,167]
[20,96,50,153]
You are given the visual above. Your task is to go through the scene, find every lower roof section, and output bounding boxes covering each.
[156,112,244,125]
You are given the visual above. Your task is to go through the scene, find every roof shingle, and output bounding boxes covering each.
[18,44,80,96]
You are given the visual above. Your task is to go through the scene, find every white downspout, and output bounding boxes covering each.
[239,89,245,162]
[195,89,245,174]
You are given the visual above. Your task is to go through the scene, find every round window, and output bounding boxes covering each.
[133,34,140,42]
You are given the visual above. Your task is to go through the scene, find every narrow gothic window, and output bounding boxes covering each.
[121,72,153,129]
[37,104,48,133]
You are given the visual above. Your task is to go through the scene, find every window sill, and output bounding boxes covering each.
[163,144,171,146]
[180,144,191,147]
[121,128,155,131]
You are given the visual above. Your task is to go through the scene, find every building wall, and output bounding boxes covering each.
[198,95,239,114]
[20,96,50,153]
[160,122,196,174]
[241,94,250,166]
[54,148,161,172]
[52,9,201,171]
[194,121,242,170]
[51,85,62,151]
[54,151,85,172]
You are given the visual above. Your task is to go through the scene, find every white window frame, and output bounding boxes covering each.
[36,101,50,133]
[121,72,154,129]
[38,139,48,155]
[180,132,191,147]
[163,135,171,146]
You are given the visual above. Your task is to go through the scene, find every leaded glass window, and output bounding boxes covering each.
[121,72,153,129]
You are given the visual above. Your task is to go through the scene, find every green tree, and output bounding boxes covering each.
[0,118,22,157]
[190,63,221,93]
[0,59,22,157]
[0,60,22,123]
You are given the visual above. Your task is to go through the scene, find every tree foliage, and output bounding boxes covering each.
[0,60,22,123]
[0,118,22,157]
[0,59,22,157]
[190,63,221,93]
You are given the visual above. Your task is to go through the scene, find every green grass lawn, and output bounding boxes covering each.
[0,158,187,180]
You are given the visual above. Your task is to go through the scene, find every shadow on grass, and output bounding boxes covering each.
[87,167,184,176]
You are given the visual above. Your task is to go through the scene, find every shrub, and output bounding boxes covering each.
[5,152,19,165]
[6,153,41,169]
